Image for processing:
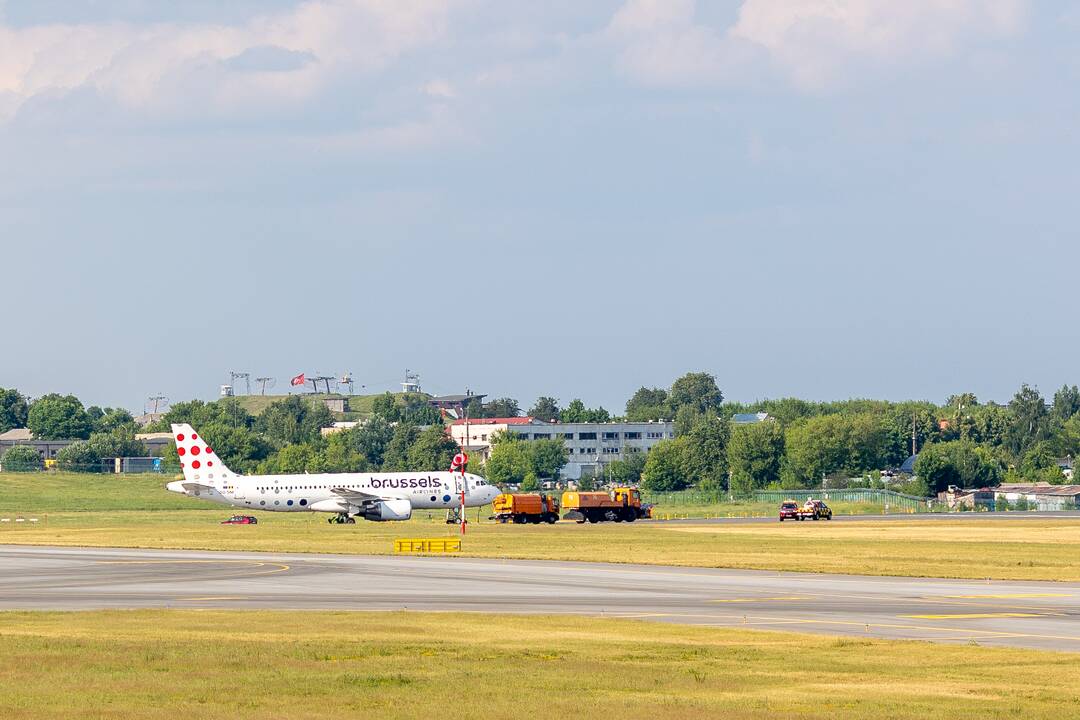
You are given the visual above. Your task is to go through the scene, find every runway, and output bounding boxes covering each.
[2,544,1079,652]
[648,510,1080,525]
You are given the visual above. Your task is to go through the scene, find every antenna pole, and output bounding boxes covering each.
[912,411,917,456]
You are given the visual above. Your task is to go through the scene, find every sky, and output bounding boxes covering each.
[1,0,1079,414]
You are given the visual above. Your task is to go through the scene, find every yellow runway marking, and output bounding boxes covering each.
[711,596,811,603]
[935,593,1073,599]
[902,613,1044,620]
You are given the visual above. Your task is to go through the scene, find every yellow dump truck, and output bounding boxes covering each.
[561,487,651,523]
[490,493,560,524]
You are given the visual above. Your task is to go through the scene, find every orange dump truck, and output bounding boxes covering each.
[490,493,560,524]
[561,487,651,523]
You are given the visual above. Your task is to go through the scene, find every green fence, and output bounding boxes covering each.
[752,488,932,511]
[643,488,934,512]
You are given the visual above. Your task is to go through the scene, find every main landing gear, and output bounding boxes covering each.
[328,513,356,524]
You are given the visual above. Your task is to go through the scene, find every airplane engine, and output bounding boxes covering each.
[362,499,413,522]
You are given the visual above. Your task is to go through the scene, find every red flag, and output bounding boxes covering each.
[290,373,306,387]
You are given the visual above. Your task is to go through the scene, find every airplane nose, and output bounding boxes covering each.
[166,481,186,494]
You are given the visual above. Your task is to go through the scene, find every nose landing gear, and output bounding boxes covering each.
[328,513,356,524]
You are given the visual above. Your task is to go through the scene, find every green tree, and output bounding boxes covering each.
[914,441,1004,494]
[673,405,702,437]
[315,432,369,473]
[94,408,135,434]
[85,406,105,428]
[486,438,532,486]
[382,424,421,471]
[371,393,400,422]
[1020,441,1058,478]
[55,441,102,472]
[640,437,690,492]
[406,425,460,471]
[559,399,610,423]
[528,438,568,480]
[784,413,888,487]
[27,394,92,439]
[158,398,255,431]
[259,443,318,474]
[401,394,441,425]
[88,427,147,458]
[881,403,940,464]
[1005,384,1049,456]
[482,397,521,418]
[527,396,561,422]
[683,413,730,493]
[607,450,647,485]
[256,396,333,446]
[669,372,723,415]
[351,416,394,467]
[1053,385,1080,420]
[195,423,274,473]
[1,445,41,471]
[756,398,821,426]
[625,387,670,421]
[968,403,1010,448]
[728,420,785,495]
[520,472,540,492]
[0,388,29,434]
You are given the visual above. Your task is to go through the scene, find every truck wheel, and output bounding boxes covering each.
[779,517,784,522]
[588,516,599,524]
[625,513,635,523]
[513,515,525,524]
[546,514,557,524]
[813,514,819,521]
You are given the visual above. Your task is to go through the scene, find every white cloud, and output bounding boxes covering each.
[603,0,1028,91]
[423,79,456,98]
[732,0,1028,90]
[0,0,453,123]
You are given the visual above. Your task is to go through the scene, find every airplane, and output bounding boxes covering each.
[165,423,498,523]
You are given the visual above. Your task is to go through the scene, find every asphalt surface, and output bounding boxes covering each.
[647,510,1080,525]
[2,545,1079,652]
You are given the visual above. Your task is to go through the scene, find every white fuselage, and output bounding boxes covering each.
[167,470,498,516]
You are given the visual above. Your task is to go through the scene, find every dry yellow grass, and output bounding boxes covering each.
[3,510,1080,581]
[0,610,1077,719]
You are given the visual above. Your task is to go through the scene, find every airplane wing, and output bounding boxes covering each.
[330,487,386,505]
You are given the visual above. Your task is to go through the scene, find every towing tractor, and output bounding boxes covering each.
[490,493,560,524]
[561,487,651,523]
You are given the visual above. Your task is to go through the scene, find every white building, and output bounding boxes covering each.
[448,417,544,459]
[450,417,675,480]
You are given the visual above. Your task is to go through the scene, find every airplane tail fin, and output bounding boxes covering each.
[170,424,237,484]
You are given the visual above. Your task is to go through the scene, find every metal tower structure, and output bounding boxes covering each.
[229,371,251,396]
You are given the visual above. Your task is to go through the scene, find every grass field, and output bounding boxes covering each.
[232,392,403,418]
[2,473,1079,581]
[1,610,1077,719]
[0,473,193,512]
[4,508,1080,581]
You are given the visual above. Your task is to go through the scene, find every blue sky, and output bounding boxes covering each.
[1,0,1077,413]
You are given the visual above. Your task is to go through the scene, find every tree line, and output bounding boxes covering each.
[3,378,1079,495]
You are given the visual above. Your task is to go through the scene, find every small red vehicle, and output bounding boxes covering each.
[778,500,799,522]
[221,515,258,525]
